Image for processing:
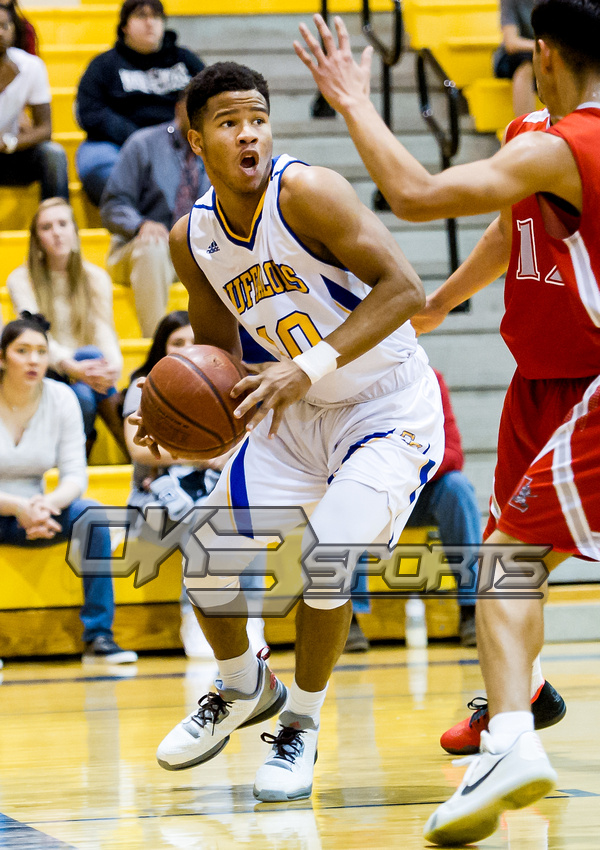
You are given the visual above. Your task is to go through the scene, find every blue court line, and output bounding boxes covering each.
[0,814,76,849]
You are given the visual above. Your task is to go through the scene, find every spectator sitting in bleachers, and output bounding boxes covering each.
[493,0,536,117]
[0,5,68,201]
[0,311,137,664]
[2,0,37,54]
[76,0,204,207]
[101,88,209,337]
[6,198,126,458]
[122,310,267,658]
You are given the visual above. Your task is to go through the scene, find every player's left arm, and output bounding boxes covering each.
[296,15,581,220]
[280,164,425,363]
[231,165,425,436]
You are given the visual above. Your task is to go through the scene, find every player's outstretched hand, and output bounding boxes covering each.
[231,360,312,438]
[294,14,373,115]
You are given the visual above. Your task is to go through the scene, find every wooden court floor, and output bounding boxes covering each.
[1,642,599,849]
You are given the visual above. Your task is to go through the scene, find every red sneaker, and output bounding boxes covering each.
[440,680,567,755]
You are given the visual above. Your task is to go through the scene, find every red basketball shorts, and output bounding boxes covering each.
[485,370,600,557]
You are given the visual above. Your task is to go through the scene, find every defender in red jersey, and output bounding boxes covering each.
[297,0,600,843]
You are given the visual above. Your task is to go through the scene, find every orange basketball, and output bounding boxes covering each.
[140,345,251,460]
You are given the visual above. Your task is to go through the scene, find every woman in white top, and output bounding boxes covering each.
[0,5,68,199]
[0,312,136,663]
[7,197,126,455]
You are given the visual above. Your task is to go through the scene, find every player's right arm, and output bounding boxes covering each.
[169,215,242,359]
[411,208,512,335]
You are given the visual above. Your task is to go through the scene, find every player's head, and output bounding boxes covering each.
[186,63,270,128]
[532,0,600,99]
[186,63,272,196]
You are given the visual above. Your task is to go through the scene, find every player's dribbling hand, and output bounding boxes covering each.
[231,360,311,438]
[294,14,373,115]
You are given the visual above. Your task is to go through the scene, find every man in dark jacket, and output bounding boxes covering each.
[100,91,210,337]
[75,0,204,205]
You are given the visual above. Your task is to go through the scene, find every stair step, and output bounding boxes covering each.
[545,585,600,642]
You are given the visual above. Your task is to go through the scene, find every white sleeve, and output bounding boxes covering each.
[26,55,51,106]
[54,384,88,495]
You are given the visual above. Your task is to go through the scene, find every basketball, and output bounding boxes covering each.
[140,345,251,459]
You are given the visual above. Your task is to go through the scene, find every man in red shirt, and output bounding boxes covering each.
[296,0,600,843]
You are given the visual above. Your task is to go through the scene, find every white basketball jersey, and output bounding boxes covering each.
[187,155,424,404]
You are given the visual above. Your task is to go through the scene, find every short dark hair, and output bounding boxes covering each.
[129,310,189,383]
[0,312,50,357]
[532,0,600,73]
[186,62,270,129]
[118,0,164,39]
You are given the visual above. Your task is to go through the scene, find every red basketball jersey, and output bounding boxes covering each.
[500,105,600,379]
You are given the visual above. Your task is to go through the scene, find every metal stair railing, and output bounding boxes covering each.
[416,48,469,307]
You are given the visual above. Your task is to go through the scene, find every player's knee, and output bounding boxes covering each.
[184,573,241,611]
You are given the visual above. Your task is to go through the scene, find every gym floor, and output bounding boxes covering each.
[1,642,599,849]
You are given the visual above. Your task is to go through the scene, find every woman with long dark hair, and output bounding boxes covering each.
[0,312,136,664]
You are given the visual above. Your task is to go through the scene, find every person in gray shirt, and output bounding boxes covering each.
[493,0,536,117]
[100,89,210,337]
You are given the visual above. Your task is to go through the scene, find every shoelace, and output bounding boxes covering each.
[467,696,489,729]
[190,692,231,735]
[260,726,305,764]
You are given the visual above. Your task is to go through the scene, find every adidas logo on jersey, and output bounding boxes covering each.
[206,240,220,254]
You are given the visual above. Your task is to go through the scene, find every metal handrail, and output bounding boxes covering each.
[416,47,468,301]
[361,0,404,210]
[362,0,403,70]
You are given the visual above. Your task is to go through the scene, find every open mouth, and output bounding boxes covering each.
[240,151,259,171]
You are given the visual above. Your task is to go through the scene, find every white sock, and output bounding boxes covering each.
[488,711,534,752]
[530,655,545,700]
[285,679,328,725]
[218,645,259,695]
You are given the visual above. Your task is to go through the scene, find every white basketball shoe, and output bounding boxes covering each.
[157,656,287,770]
[424,730,557,846]
[253,711,319,802]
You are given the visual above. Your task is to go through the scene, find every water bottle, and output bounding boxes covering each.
[405,595,428,648]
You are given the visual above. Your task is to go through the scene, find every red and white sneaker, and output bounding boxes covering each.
[440,680,566,756]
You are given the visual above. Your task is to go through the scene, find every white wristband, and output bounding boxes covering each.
[293,341,340,384]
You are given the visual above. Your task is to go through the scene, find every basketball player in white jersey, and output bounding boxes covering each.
[134,62,444,802]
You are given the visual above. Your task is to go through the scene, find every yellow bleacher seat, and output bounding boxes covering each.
[404,0,500,50]
[41,45,110,88]
[0,229,110,278]
[0,183,101,231]
[27,5,118,48]
[51,87,79,135]
[52,130,83,182]
[463,77,515,132]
